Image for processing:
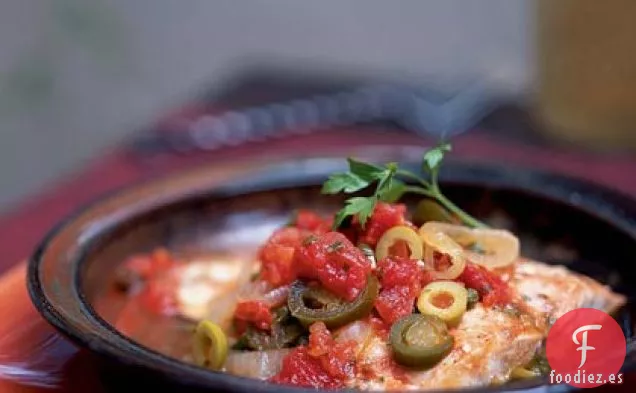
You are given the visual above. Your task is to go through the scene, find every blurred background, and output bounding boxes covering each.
[0,0,635,215]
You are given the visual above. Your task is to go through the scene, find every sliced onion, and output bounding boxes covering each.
[262,285,290,308]
[238,281,290,308]
[421,222,519,269]
[224,349,292,379]
[334,320,373,343]
[334,320,374,356]
[419,222,466,279]
[238,280,271,300]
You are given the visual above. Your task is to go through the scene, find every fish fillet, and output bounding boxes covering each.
[343,258,626,390]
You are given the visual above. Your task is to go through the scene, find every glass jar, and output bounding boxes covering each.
[535,0,636,151]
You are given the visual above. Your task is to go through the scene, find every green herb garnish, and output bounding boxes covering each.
[321,142,487,229]
[327,240,344,252]
[302,235,319,246]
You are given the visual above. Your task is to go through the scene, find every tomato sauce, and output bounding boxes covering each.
[117,249,180,317]
[138,277,179,316]
[367,315,390,340]
[121,248,176,280]
[271,322,355,389]
[270,347,344,389]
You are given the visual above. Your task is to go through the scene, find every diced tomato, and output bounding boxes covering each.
[258,227,307,287]
[374,256,422,324]
[307,322,356,380]
[307,322,333,357]
[271,322,355,388]
[122,248,175,280]
[378,256,421,288]
[270,347,343,389]
[139,276,178,316]
[234,300,273,331]
[356,202,409,247]
[259,212,338,288]
[375,286,416,325]
[294,210,333,234]
[457,263,511,307]
[296,232,372,301]
[319,341,356,381]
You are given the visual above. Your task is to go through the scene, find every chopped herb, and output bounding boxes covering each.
[321,142,487,230]
[546,315,557,328]
[327,240,344,253]
[250,271,260,282]
[502,305,521,317]
[466,242,487,255]
[521,294,531,302]
[466,288,480,309]
[524,347,551,375]
[303,235,319,246]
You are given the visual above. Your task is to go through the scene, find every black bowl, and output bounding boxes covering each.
[27,148,636,393]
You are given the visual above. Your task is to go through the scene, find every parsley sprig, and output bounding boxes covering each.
[321,142,487,229]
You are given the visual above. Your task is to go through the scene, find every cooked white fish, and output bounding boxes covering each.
[338,258,626,390]
[345,305,543,390]
[177,256,626,390]
[510,258,626,320]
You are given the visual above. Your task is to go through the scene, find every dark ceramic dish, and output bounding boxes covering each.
[27,148,636,393]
